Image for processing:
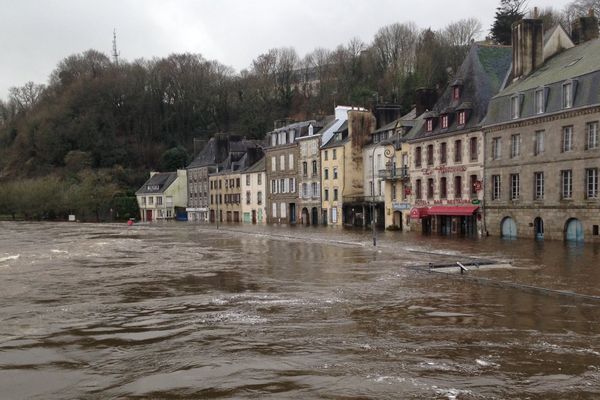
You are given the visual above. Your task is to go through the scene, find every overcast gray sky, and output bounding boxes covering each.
[0,0,569,100]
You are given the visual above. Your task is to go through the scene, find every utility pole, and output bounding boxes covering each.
[112,29,120,66]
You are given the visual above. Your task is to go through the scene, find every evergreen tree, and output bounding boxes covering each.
[490,0,527,45]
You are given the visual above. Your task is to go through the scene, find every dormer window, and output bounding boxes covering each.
[453,86,461,100]
[535,87,547,114]
[441,114,449,129]
[426,119,434,132]
[562,81,575,109]
[458,111,466,125]
[510,94,521,119]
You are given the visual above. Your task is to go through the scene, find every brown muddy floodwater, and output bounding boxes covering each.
[0,221,600,399]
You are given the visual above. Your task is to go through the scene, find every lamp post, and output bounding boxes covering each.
[371,139,396,246]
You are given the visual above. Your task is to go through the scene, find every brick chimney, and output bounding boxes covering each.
[415,88,437,116]
[571,9,599,45]
[511,12,544,80]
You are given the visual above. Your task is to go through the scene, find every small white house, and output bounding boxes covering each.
[136,170,188,222]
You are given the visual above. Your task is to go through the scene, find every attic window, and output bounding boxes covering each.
[441,114,449,129]
[458,111,466,125]
[535,87,547,114]
[426,118,434,132]
[452,86,461,100]
[510,94,522,119]
[562,81,575,109]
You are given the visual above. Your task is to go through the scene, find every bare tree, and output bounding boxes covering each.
[8,81,46,112]
[372,22,418,76]
[442,18,483,47]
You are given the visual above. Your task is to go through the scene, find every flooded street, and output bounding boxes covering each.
[1,221,600,399]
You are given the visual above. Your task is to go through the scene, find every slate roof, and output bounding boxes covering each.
[187,136,264,169]
[411,44,512,141]
[136,172,177,195]
[320,120,349,149]
[484,38,600,126]
[243,156,266,173]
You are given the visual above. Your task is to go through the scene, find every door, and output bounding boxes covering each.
[501,217,517,239]
[322,209,328,225]
[146,210,153,222]
[311,208,318,226]
[534,217,544,240]
[252,210,257,224]
[566,219,584,242]
[289,203,297,224]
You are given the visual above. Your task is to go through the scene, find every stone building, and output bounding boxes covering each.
[297,126,325,225]
[265,120,322,224]
[408,43,512,236]
[483,13,600,242]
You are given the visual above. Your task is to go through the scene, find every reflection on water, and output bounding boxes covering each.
[0,221,599,399]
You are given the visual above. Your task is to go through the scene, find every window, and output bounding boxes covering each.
[510,174,520,200]
[324,168,329,180]
[142,196,146,205]
[236,178,240,188]
[441,115,449,129]
[426,119,434,132]
[289,154,294,170]
[561,170,573,199]
[392,183,397,200]
[440,177,447,198]
[369,180,374,196]
[271,156,276,171]
[415,147,422,168]
[312,160,317,175]
[534,130,545,156]
[427,145,434,165]
[246,175,250,186]
[562,81,573,109]
[271,180,276,194]
[333,167,338,179]
[280,178,285,193]
[246,191,251,205]
[416,179,422,200]
[562,126,573,152]
[470,175,478,197]
[454,140,462,163]
[458,111,466,125]
[511,95,521,119]
[302,161,308,176]
[454,176,462,198]
[453,86,461,100]
[440,142,447,164]
[587,168,598,199]
[510,134,520,158]
[302,183,308,198]
[257,191,262,205]
[333,188,338,201]
[272,203,277,218]
[427,178,434,199]
[280,203,287,218]
[258,174,262,185]
[324,189,329,201]
[148,196,154,205]
[469,137,478,162]
[534,172,544,200]
[332,149,337,160]
[535,88,545,114]
[492,137,501,159]
[324,150,328,161]
[290,178,295,193]
[492,175,501,200]
[156,196,162,206]
[587,122,599,150]
[279,155,285,171]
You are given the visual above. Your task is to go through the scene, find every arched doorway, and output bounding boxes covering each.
[301,207,310,225]
[501,217,517,239]
[311,207,318,226]
[534,217,544,240]
[565,218,584,242]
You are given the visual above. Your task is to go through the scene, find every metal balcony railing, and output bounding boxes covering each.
[378,167,409,180]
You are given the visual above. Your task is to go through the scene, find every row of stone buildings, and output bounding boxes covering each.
[136,12,600,242]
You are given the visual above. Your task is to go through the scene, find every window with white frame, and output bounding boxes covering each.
[492,175,501,200]
[587,168,598,199]
[280,155,285,171]
[562,81,573,109]
[271,179,276,194]
[561,170,573,199]
[510,174,520,200]
[587,121,599,150]
[280,178,285,193]
[333,167,338,179]
[312,182,318,198]
[492,137,502,160]
[280,203,287,218]
[441,115,449,129]
[271,156,276,171]
[148,196,154,205]
[289,154,294,170]
[535,88,545,114]
[246,175,251,186]
[290,178,296,193]
[510,134,520,158]
[534,130,545,156]
[458,111,466,125]
[332,149,337,160]
[272,203,277,218]
[534,172,544,200]
[511,95,520,119]
[562,126,573,152]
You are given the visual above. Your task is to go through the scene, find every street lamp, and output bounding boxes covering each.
[371,139,396,246]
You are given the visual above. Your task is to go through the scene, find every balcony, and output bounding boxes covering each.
[378,167,409,181]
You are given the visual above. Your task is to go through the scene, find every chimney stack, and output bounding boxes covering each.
[571,9,599,45]
[511,17,544,80]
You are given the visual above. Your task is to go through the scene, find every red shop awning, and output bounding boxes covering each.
[427,205,479,216]
[410,207,429,219]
